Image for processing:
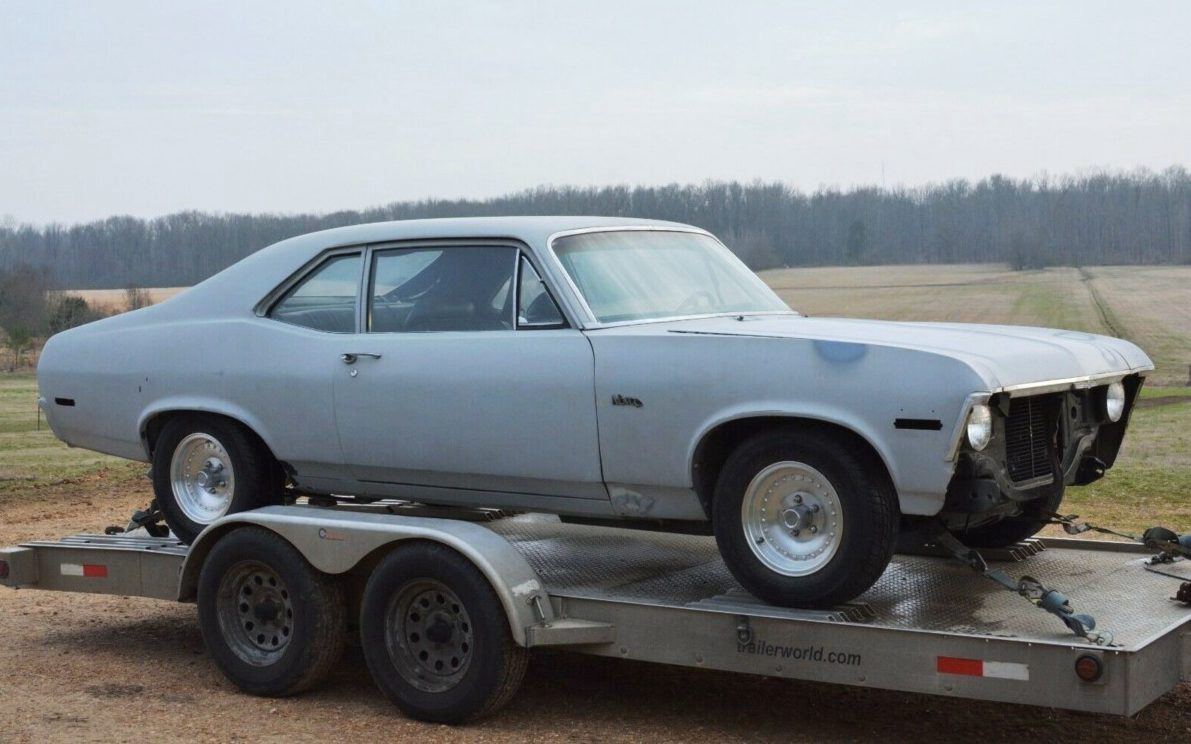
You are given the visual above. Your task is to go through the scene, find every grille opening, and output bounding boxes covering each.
[1004,394,1058,484]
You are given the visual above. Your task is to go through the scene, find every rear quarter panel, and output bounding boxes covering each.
[37,313,347,478]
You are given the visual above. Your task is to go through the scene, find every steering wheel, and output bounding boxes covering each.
[675,290,717,315]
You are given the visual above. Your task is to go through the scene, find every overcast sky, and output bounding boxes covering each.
[3,1,1189,224]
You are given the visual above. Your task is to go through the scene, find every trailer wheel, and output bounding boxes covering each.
[197,527,345,697]
[359,542,528,724]
[153,415,279,544]
[713,429,898,608]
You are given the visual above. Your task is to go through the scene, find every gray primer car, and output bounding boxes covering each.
[36,216,1153,607]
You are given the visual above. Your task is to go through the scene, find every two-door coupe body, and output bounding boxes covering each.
[37,217,1153,607]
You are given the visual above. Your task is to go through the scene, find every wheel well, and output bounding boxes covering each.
[691,416,896,517]
[142,410,281,472]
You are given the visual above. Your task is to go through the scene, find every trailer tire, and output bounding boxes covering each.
[197,527,346,697]
[153,415,278,544]
[713,429,898,608]
[359,541,528,724]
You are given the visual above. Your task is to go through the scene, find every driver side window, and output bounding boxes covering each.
[369,246,517,332]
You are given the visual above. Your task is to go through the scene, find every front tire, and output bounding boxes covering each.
[713,429,898,608]
[152,415,279,543]
[359,542,528,724]
[954,483,1064,548]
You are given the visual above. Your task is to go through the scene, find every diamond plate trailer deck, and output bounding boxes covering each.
[2,505,1189,717]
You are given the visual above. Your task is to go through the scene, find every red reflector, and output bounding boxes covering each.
[937,657,983,676]
[83,564,108,578]
[1075,655,1103,682]
[0,560,8,579]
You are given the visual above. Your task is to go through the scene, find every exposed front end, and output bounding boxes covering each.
[940,374,1145,531]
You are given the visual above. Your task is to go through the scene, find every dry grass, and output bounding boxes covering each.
[0,374,140,503]
[63,286,187,312]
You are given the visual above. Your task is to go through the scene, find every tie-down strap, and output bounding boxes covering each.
[929,527,1113,646]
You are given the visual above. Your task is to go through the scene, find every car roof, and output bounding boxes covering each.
[130,215,703,322]
[276,215,694,249]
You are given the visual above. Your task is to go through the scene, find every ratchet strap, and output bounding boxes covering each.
[928,527,1113,645]
[1045,512,1191,561]
[104,500,170,538]
[1046,512,1191,605]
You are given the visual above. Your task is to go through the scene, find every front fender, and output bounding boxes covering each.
[687,402,904,497]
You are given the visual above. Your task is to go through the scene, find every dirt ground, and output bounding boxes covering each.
[2,471,1190,743]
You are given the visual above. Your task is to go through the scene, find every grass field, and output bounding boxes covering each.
[12,264,1191,533]
[65,286,187,312]
[0,373,140,499]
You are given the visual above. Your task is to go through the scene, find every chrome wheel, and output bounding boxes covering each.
[385,579,474,693]
[741,461,844,577]
[170,432,235,525]
[215,561,294,666]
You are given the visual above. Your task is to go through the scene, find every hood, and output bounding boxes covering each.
[640,314,1154,391]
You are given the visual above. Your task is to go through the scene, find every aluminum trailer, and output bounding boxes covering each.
[2,503,1190,722]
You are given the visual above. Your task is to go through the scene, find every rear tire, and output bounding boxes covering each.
[152,415,278,544]
[954,483,1064,548]
[197,527,346,696]
[713,429,898,608]
[359,542,528,724]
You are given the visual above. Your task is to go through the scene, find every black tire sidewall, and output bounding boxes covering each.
[197,527,343,696]
[359,542,518,724]
[713,430,897,607]
[152,415,272,543]
[956,482,1064,548]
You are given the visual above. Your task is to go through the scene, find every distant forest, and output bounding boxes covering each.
[3,167,1190,289]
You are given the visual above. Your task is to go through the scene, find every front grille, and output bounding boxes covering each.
[1004,394,1057,484]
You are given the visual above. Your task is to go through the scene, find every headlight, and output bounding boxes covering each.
[966,404,993,451]
[1104,381,1126,422]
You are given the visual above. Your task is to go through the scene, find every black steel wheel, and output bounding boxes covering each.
[197,527,345,696]
[359,541,528,724]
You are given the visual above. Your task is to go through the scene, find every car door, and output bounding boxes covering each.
[332,242,606,502]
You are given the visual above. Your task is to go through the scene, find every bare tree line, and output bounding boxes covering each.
[2,167,1189,289]
[0,268,148,368]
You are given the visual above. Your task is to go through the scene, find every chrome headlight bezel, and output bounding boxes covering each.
[966,403,993,451]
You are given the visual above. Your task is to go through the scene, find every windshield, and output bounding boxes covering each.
[552,230,790,324]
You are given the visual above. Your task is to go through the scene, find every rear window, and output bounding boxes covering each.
[269,253,362,333]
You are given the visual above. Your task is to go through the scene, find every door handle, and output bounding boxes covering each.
[340,352,382,365]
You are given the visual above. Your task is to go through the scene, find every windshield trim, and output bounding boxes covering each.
[546,225,796,329]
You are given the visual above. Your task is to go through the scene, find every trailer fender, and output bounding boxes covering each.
[178,506,551,646]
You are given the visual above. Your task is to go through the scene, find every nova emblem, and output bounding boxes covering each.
[611,394,643,408]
